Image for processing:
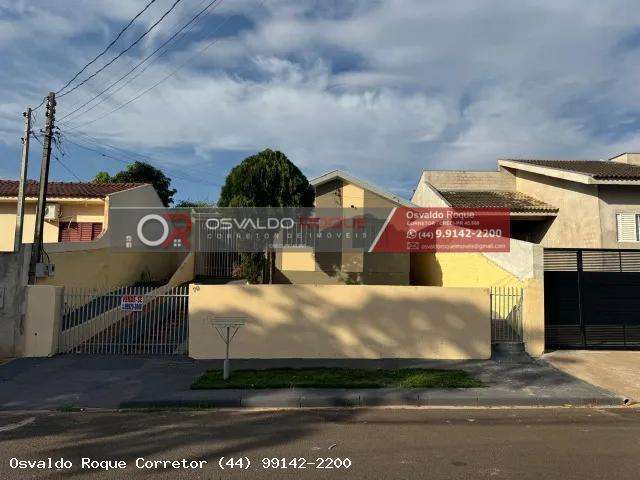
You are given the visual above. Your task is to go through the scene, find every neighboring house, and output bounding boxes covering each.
[272,170,416,285]
[412,153,640,249]
[0,180,162,252]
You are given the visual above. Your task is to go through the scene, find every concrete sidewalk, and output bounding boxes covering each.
[544,350,640,403]
[0,356,622,411]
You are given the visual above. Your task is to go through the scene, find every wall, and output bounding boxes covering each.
[0,201,71,252]
[22,285,63,357]
[189,284,491,360]
[597,185,640,249]
[0,246,29,357]
[36,247,185,289]
[514,170,602,248]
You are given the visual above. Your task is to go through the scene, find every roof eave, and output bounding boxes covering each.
[498,159,594,184]
[311,170,417,208]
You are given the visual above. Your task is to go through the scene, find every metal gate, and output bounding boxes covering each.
[490,286,523,343]
[544,249,640,349]
[58,284,189,355]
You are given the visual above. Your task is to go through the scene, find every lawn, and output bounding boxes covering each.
[191,368,482,389]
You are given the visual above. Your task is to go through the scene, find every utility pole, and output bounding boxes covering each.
[29,92,56,283]
[14,108,32,252]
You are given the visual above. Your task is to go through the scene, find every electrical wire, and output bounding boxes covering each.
[55,0,160,95]
[64,2,244,131]
[59,132,221,187]
[58,0,223,123]
[57,0,184,99]
[58,0,213,125]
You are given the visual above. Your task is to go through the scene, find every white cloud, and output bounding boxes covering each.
[2,0,640,195]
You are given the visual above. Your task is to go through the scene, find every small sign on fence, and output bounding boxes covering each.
[120,295,145,312]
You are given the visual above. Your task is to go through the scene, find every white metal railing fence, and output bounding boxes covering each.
[490,286,523,343]
[58,284,189,355]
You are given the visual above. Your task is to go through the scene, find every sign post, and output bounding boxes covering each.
[211,317,246,380]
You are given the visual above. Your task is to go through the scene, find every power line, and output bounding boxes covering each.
[57,0,184,99]
[55,0,160,96]
[59,132,221,187]
[58,0,224,124]
[58,0,214,125]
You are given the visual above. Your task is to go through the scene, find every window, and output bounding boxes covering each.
[58,222,103,243]
[616,213,640,243]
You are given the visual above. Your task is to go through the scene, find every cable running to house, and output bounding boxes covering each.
[57,0,183,99]
[57,0,223,122]
[55,0,160,96]
[58,0,216,125]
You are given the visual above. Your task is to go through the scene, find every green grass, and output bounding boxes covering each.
[191,368,482,390]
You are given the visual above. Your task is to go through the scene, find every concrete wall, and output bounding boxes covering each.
[597,185,640,249]
[189,284,491,360]
[514,170,602,248]
[22,285,63,357]
[0,246,29,357]
[36,247,185,289]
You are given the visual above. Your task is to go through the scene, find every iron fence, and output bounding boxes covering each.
[490,286,523,343]
[58,284,189,355]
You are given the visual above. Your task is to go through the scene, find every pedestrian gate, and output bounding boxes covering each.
[58,285,188,355]
[490,286,523,343]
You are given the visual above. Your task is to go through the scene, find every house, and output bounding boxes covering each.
[271,170,416,285]
[413,153,640,350]
[0,180,163,252]
[412,153,640,249]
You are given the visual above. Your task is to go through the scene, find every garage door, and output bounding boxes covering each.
[544,249,640,349]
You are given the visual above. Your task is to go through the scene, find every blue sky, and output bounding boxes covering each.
[2,0,640,203]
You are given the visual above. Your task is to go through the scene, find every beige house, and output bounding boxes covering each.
[273,170,416,285]
[0,180,163,252]
[412,153,640,249]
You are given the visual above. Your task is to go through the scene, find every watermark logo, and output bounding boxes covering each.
[135,212,192,249]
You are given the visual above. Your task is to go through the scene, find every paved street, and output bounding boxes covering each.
[0,408,639,479]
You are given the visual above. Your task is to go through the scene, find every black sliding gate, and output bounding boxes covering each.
[544,249,640,349]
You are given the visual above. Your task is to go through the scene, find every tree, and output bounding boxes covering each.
[93,161,176,206]
[175,200,214,208]
[218,149,315,208]
[218,149,315,283]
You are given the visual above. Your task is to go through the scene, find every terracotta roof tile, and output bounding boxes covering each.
[0,180,147,198]
[503,159,640,180]
[439,190,558,213]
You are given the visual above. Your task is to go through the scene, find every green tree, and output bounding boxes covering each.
[218,149,315,283]
[93,162,176,206]
[175,200,214,208]
[218,149,315,208]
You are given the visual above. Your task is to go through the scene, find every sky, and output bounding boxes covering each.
[2,0,640,204]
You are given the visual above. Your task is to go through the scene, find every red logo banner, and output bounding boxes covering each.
[370,207,510,253]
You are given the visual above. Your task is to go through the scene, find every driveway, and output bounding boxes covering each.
[543,351,640,403]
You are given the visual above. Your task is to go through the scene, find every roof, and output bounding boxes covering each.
[311,170,416,208]
[501,159,640,180]
[439,190,558,213]
[0,180,147,198]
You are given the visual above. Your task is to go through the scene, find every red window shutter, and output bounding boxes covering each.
[91,223,103,240]
[59,222,103,243]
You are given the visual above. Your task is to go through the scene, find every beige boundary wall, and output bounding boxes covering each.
[189,284,491,360]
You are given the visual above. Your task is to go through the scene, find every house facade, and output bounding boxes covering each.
[273,170,415,285]
[412,153,640,249]
[0,180,162,252]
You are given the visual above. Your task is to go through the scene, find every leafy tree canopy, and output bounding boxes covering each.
[218,149,315,208]
[175,199,214,208]
[93,161,176,206]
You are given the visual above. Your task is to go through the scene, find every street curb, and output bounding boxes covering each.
[118,392,624,410]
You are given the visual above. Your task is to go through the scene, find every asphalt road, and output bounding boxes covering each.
[0,408,639,479]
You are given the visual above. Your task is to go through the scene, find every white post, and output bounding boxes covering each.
[223,326,231,380]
